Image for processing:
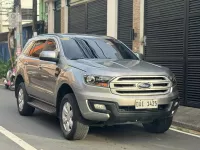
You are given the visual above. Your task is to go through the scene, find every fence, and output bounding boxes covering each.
[0,42,9,62]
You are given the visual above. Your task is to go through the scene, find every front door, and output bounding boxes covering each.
[26,40,47,97]
[39,39,59,104]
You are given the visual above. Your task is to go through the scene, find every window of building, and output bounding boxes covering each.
[22,9,33,20]
[55,0,61,10]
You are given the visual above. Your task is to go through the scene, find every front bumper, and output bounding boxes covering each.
[87,99,179,124]
[75,85,179,123]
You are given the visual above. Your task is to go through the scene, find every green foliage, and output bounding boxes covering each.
[0,61,9,78]
[0,57,14,78]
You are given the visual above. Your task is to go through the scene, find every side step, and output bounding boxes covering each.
[27,100,56,115]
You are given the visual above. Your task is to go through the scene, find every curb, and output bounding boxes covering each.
[172,120,200,133]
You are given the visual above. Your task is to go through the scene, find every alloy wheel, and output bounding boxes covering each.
[62,102,73,133]
[18,88,24,111]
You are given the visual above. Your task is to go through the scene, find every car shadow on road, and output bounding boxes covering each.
[31,111,160,142]
[88,124,151,140]
[30,111,152,140]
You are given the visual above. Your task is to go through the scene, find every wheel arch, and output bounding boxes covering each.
[15,74,24,98]
[56,83,75,117]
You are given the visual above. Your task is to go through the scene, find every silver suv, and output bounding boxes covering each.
[15,34,179,140]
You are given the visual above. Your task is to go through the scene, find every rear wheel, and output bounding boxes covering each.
[60,93,89,140]
[17,83,35,116]
[143,117,172,133]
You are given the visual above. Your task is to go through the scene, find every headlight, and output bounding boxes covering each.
[84,75,113,88]
[169,74,177,86]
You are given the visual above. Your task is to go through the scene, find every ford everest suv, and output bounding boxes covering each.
[15,34,179,140]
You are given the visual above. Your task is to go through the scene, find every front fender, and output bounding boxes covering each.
[54,67,86,105]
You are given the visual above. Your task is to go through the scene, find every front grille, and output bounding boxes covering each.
[116,90,168,94]
[153,83,169,87]
[110,76,171,96]
[118,104,169,112]
[114,84,136,88]
[118,77,165,81]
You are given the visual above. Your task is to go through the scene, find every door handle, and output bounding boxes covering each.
[55,67,61,77]
[130,28,135,40]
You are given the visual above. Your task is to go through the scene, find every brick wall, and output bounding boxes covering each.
[133,0,141,52]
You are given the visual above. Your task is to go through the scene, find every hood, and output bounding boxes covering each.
[69,59,172,77]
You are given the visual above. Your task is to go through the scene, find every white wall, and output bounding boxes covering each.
[47,0,54,33]
[139,0,144,54]
[61,0,68,33]
[0,0,40,32]
[107,0,118,38]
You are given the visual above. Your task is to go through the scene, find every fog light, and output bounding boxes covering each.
[94,104,106,110]
[172,110,175,115]
[174,102,179,107]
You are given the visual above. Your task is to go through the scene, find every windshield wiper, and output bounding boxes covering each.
[70,57,85,60]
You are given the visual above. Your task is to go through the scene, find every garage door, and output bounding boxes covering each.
[118,0,133,49]
[186,0,200,107]
[144,0,200,108]
[69,0,107,35]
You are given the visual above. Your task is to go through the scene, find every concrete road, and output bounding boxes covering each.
[0,85,199,150]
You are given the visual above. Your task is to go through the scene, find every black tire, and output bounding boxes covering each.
[16,83,35,116]
[9,85,15,91]
[143,117,173,133]
[59,93,89,140]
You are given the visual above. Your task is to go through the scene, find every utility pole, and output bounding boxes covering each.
[32,0,37,36]
[15,0,23,56]
[0,0,2,32]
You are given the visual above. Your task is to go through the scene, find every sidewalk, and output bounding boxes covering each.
[173,106,200,132]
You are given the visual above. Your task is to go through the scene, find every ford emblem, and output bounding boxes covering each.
[138,83,151,89]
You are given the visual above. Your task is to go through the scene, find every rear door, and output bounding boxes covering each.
[39,38,59,104]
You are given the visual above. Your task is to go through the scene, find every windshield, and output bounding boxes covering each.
[61,37,138,60]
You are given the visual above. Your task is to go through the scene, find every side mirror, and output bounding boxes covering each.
[135,52,144,60]
[39,51,59,62]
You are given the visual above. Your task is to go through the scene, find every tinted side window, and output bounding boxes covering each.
[29,40,46,58]
[43,39,57,51]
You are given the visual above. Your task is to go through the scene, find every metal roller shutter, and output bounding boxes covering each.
[87,0,107,35]
[54,0,61,33]
[68,0,107,35]
[144,0,200,108]
[118,0,133,49]
[144,0,185,104]
[186,0,200,107]
[69,4,86,33]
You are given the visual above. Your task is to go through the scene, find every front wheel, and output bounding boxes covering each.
[143,117,173,133]
[60,93,89,140]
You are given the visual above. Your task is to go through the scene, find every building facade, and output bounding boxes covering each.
[44,0,200,108]
[0,0,40,32]
[44,0,141,52]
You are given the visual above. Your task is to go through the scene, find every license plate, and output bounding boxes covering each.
[135,100,158,109]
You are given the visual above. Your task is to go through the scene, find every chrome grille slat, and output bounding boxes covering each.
[110,76,171,96]
[111,80,168,83]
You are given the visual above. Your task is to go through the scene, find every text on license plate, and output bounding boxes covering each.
[135,100,158,109]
